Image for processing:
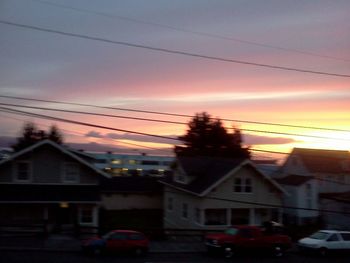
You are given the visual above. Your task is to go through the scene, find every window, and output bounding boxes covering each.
[234,177,252,193]
[195,208,201,223]
[111,159,121,164]
[80,208,94,224]
[110,232,128,240]
[63,163,79,182]
[182,203,188,219]
[327,234,339,242]
[234,178,242,192]
[340,233,350,241]
[79,207,94,224]
[167,197,173,211]
[205,209,227,225]
[141,160,159,165]
[130,233,145,240]
[14,161,31,182]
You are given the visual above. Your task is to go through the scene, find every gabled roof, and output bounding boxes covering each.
[275,174,314,186]
[0,140,110,178]
[160,156,286,196]
[320,191,350,204]
[291,148,350,174]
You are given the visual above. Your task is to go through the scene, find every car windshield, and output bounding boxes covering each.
[309,231,329,240]
[225,228,239,236]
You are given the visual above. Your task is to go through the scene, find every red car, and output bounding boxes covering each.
[82,230,149,256]
[206,225,292,258]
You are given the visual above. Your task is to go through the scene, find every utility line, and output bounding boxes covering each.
[1,95,349,133]
[164,190,350,215]
[0,106,178,142]
[2,107,349,161]
[32,0,350,63]
[1,19,349,78]
[0,112,172,153]
[0,102,348,142]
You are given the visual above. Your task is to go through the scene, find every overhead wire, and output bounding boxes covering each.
[1,19,349,78]
[0,111,172,154]
[32,0,350,63]
[164,190,350,215]
[0,102,348,142]
[0,95,349,133]
[1,106,349,161]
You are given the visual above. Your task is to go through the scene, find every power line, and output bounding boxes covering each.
[0,106,178,142]
[1,19,349,78]
[33,0,350,63]
[164,190,350,215]
[1,102,348,142]
[1,95,349,133]
[0,111,172,154]
[1,107,349,161]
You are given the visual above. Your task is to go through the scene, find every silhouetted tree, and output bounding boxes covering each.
[12,122,64,152]
[175,112,250,158]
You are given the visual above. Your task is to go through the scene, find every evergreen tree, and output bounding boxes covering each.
[175,112,250,158]
[12,122,64,152]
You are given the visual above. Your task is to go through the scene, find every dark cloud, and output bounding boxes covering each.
[85,131,104,138]
[243,134,295,145]
[105,133,178,145]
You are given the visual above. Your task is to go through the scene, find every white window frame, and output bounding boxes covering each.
[13,161,32,182]
[62,162,80,183]
[78,206,97,226]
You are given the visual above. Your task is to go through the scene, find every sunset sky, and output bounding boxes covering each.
[0,0,349,160]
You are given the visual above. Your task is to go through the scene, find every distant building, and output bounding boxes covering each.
[89,152,174,177]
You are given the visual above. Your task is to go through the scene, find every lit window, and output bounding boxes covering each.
[111,159,121,164]
[63,163,79,182]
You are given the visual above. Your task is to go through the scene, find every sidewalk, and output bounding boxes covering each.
[0,234,206,253]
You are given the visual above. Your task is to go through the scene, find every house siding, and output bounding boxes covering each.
[102,193,163,210]
[0,145,98,184]
[163,166,283,229]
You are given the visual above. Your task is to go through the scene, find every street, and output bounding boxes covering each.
[1,250,350,263]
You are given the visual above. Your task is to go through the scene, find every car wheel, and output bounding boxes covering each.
[224,246,235,258]
[92,247,103,256]
[134,247,146,256]
[319,247,328,257]
[273,245,284,257]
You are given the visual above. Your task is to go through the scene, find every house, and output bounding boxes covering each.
[160,156,286,230]
[275,175,318,225]
[319,191,350,230]
[279,148,350,193]
[99,176,163,231]
[0,140,110,235]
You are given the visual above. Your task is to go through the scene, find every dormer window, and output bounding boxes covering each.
[14,161,31,182]
[233,177,252,193]
[63,162,79,183]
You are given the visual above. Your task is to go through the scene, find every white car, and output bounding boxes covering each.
[298,230,350,256]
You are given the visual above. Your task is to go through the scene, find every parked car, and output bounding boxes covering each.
[205,225,292,258]
[298,230,350,256]
[82,230,149,256]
